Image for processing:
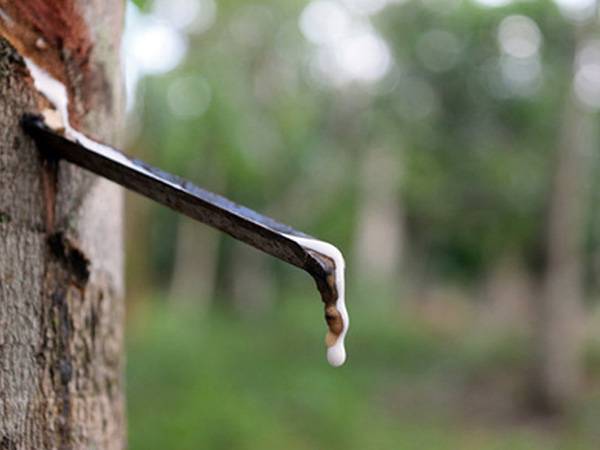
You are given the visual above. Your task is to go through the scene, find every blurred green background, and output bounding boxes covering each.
[123,0,600,448]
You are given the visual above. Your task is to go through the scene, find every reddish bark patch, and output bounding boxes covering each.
[0,0,91,79]
[0,0,100,125]
[40,152,58,233]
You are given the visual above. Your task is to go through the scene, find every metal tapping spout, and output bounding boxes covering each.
[21,114,349,366]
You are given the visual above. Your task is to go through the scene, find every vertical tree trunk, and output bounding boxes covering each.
[169,217,219,311]
[0,1,125,448]
[532,78,596,414]
[353,146,404,285]
[228,244,274,317]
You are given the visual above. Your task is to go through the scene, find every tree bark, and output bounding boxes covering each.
[0,1,125,448]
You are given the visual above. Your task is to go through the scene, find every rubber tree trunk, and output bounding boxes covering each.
[0,1,125,448]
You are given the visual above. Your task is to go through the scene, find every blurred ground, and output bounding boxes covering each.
[127,290,600,450]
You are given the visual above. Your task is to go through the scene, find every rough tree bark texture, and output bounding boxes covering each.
[0,1,125,448]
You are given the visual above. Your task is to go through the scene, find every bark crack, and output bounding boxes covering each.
[47,232,91,288]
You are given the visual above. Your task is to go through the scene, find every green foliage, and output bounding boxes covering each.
[129,0,598,291]
[130,0,152,12]
[375,0,576,278]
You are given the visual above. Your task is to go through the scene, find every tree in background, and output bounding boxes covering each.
[376,0,600,413]
[533,7,599,413]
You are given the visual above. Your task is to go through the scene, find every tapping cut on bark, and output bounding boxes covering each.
[0,0,111,127]
[0,0,92,71]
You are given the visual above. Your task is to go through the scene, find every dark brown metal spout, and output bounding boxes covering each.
[21,114,337,304]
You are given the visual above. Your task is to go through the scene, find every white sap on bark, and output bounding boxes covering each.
[24,58,137,172]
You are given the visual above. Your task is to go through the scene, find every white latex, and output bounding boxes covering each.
[24,58,137,171]
[284,234,349,367]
